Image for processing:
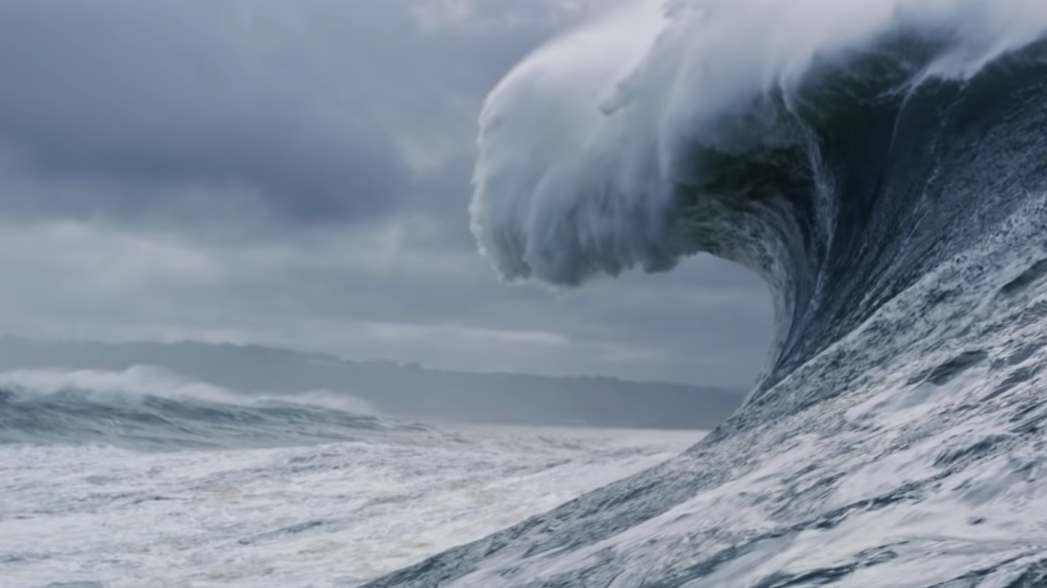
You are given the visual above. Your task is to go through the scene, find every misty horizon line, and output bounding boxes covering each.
[0,334,745,393]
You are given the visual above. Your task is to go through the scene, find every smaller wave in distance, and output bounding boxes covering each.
[0,365,428,451]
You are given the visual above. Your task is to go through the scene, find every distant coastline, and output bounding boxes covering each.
[0,336,744,430]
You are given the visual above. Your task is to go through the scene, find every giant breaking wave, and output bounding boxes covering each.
[365,0,1047,586]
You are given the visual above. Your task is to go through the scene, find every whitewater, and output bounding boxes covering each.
[359,0,1047,586]
[0,367,696,587]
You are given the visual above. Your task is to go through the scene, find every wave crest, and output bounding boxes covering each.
[0,366,420,450]
[470,0,1047,388]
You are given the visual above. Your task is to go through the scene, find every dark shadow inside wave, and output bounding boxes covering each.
[671,36,1047,420]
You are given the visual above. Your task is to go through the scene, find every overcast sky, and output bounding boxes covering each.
[0,0,772,389]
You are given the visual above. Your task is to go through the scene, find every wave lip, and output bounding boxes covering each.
[0,366,424,451]
[470,0,1047,392]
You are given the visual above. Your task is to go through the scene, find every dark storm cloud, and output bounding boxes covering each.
[0,0,586,228]
[0,1,413,224]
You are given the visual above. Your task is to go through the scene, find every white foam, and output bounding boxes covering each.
[0,365,379,415]
[471,0,1047,286]
[0,426,699,587]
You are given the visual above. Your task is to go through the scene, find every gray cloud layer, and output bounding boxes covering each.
[0,0,572,227]
[2,1,407,224]
[0,0,773,388]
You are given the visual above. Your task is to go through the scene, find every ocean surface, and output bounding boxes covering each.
[0,369,697,588]
[360,1,1047,586]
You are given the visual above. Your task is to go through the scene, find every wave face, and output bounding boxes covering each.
[0,366,425,450]
[365,1,1047,586]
